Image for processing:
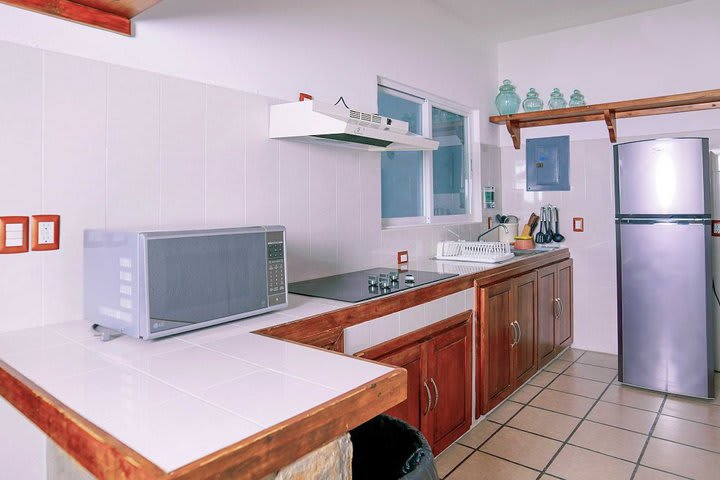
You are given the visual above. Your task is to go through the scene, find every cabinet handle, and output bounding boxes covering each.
[559,298,565,318]
[554,298,561,319]
[515,321,522,344]
[510,321,517,346]
[423,381,431,415]
[430,378,439,411]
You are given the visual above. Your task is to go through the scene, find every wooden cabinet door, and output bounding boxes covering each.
[477,279,514,416]
[512,271,538,386]
[374,343,425,431]
[537,265,558,368]
[556,260,573,348]
[426,316,472,454]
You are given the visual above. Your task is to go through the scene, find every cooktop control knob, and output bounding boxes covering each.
[405,274,415,284]
[389,272,399,283]
[368,275,378,286]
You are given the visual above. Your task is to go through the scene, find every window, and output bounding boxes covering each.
[378,80,472,227]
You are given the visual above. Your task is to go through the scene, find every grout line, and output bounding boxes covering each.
[203,84,208,226]
[631,394,667,479]
[40,52,46,326]
[537,363,617,476]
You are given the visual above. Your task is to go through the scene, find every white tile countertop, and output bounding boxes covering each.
[0,249,567,476]
[0,294,389,473]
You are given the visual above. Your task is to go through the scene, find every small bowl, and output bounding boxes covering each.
[514,237,535,250]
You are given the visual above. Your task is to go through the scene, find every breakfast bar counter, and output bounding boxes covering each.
[0,248,570,479]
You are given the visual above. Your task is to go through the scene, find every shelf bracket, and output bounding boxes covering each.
[603,109,617,143]
[506,120,521,149]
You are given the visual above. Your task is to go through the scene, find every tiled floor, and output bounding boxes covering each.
[436,349,720,480]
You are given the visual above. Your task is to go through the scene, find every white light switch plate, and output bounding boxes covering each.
[5,223,24,247]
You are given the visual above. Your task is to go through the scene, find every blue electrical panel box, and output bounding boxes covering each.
[526,135,570,191]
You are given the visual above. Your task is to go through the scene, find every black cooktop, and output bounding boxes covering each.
[288,268,458,303]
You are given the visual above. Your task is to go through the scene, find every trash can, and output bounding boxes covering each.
[350,415,439,480]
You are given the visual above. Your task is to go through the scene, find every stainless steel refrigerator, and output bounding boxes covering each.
[615,137,715,398]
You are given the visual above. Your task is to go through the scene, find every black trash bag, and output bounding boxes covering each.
[350,414,439,480]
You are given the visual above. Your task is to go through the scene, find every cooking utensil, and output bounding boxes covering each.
[535,210,546,244]
[552,206,565,242]
[543,206,554,243]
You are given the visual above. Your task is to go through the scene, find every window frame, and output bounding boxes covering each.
[378,77,473,229]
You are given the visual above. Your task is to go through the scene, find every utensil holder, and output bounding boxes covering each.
[498,223,518,244]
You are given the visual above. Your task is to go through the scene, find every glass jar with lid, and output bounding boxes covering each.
[569,89,586,107]
[548,88,568,109]
[522,88,543,112]
[495,80,521,115]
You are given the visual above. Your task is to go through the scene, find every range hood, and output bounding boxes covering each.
[269,100,439,151]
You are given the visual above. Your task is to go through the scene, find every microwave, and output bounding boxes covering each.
[84,226,288,339]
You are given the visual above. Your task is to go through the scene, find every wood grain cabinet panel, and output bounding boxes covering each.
[537,259,574,369]
[511,271,538,386]
[477,280,514,416]
[355,311,472,454]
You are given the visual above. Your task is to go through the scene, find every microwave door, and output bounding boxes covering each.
[146,233,268,334]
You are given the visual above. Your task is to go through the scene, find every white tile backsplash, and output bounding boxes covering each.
[160,76,206,227]
[0,41,482,333]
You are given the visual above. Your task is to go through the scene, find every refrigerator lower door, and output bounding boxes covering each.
[618,221,713,397]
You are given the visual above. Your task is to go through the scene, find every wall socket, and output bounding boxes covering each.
[31,215,60,251]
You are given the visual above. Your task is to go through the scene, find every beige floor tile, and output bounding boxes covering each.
[529,371,559,387]
[511,384,543,404]
[576,351,619,370]
[508,405,581,441]
[457,421,500,448]
[587,401,657,434]
[547,444,635,480]
[548,374,608,399]
[480,426,561,470]
[559,348,585,362]
[564,363,617,383]
[601,384,665,412]
[446,451,538,480]
[662,396,720,427]
[435,443,473,478]
[633,466,686,480]
[569,420,647,462]
[487,400,523,424]
[641,437,720,480]
[545,359,573,374]
[652,414,720,453]
[530,389,596,418]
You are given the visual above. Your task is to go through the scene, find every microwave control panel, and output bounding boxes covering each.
[266,230,287,306]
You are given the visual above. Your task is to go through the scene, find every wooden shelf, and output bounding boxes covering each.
[0,0,163,35]
[490,88,720,149]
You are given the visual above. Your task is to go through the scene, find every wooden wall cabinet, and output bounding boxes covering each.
[476,271,538,416]
[354,311,473,454]
[537,259,573,369]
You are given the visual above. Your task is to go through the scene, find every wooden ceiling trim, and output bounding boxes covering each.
[0,0,162,35]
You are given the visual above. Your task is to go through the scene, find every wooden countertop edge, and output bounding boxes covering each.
[0,357,406,480]
[0,359,166,480]
[258,250,571,342]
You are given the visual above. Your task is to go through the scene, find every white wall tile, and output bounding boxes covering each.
[0,41,43,331]
[160,76,206,227]
[205,86,245,227]
[107,66,161,229]
[42,52,107,324]
[279,141,311,282]
[337,150,364,271]
[446,291,466,316]
[244,93,279,225]
[308,146,338,277]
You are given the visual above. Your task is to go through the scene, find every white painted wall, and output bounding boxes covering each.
[497,0,720,354]
[496,0,720,145]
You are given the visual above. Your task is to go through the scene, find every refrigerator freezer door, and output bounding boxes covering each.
[615,138,710,216]
[618,221,713,397]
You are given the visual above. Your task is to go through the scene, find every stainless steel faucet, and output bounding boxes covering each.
[477,224,508,241]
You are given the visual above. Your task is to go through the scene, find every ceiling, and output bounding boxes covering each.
[433,0,693,41]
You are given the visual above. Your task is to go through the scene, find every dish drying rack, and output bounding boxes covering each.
[435,241,514,264]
